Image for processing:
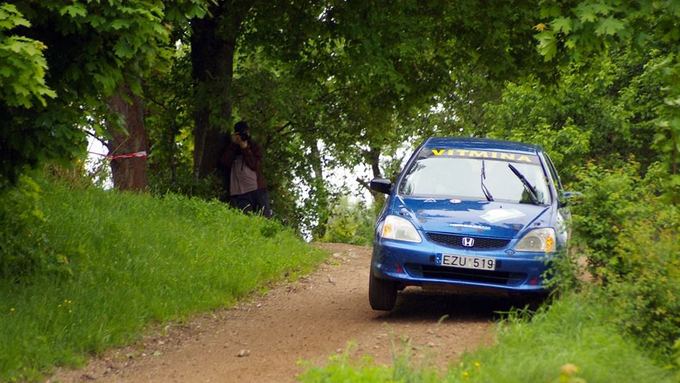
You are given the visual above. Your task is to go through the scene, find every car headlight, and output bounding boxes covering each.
[514,228,556,252]
[380,215,422,243]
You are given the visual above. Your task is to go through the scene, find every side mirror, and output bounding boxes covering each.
[559,191,583,207]
[370,178,392,194]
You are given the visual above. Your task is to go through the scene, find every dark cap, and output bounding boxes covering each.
[234,121,249,134]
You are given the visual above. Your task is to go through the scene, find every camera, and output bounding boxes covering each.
[237,130,250,141]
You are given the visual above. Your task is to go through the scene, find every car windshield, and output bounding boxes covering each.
[398,149,552,205]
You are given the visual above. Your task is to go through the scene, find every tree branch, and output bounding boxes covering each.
[356,177,370,191]
[84,129,109,149]
[264,121,293,149]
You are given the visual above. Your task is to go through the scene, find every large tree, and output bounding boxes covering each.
[1,0,207,190]
[191,1,250,178]
[175,0,551,233]
[534,0,680,180]
[189,0,325,179]
[288,1,546,194]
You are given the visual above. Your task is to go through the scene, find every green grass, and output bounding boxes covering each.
[300,291,676,383]
[0,181,326,381]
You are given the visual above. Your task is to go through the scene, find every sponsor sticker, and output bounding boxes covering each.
[448,223,491,231]
[480,208,525,223]
[427,148,540,165]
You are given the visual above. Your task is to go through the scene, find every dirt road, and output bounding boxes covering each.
[52,244,515,383]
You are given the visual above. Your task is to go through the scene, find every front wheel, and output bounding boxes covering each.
[368,271,398,311]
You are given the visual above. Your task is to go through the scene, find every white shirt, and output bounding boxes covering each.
[230,155,258,196]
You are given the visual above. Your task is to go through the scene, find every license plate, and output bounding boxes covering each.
[441,254,496,271]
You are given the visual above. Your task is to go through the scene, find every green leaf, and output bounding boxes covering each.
[114,41,134,58]
[552,17,573,35]
[536,31,558,61]
[5,39,24,53]
[0,4,31,30]
[575,4,598,23]
[590,2,613,16]
[540,5,561,18]
[110,19,131,30]
[565,36,578,49]
[595,17,625,36]
[59,4,87,18]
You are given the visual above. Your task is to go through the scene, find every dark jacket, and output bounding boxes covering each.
[220,140,267,190]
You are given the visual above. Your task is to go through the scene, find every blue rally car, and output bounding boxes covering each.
[368,137,576,311]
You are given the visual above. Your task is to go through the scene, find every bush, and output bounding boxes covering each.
[570,162,647,279]
[321,197,375,245]
[605,202,680,358]
[0,175,72,279]
[571,161,680,358]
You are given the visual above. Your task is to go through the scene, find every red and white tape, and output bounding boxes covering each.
[89,151,147,161]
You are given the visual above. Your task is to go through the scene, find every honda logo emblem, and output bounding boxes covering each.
[462,237,475,247]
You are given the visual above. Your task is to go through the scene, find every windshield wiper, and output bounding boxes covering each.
[507,163,540,205]
[480,160,494,201]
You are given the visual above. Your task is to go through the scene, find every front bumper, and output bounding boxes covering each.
[371,237,551,293]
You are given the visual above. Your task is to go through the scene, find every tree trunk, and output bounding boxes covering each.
[366,146,382,179]
[107,85,149,192]
[359,146,385,206]
[308,137,329,239]
[191,2,248,178]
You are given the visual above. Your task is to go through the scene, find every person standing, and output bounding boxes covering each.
[220,121,272,217]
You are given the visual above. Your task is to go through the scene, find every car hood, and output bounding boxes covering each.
[394,196,551,239]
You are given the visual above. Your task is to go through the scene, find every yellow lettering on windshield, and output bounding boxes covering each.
[468,150,489,158]
[428,148,538,164]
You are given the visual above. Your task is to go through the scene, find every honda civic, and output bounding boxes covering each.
[368,137,577,311]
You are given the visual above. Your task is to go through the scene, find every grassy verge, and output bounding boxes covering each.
[300,291,676,383]
[0,180,326,381]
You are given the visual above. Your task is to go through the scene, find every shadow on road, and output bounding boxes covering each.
[375,287,545,322]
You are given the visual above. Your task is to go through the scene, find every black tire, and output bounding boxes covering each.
[525,292,551,310]
[368,271,398,311]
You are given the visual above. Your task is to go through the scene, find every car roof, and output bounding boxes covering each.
[423,137,542,154]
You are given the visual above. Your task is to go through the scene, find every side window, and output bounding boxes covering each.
[543,153,563,191]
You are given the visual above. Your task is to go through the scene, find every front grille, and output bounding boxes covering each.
[426,233,510,250]
[418,265,526,286]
